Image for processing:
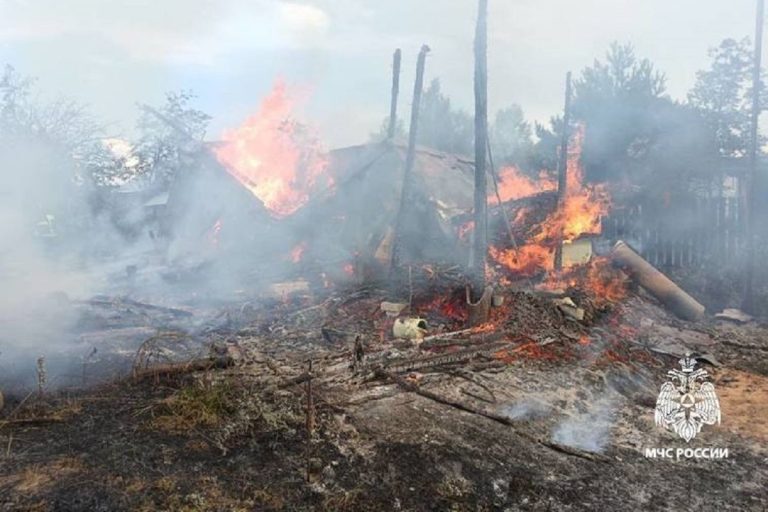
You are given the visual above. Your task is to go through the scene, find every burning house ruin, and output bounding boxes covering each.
[1,1,767,511]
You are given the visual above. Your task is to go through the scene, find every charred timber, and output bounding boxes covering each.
[553,71,572,272]
[391,44,430,270]
[387,49,402,140]
[611,241,705,321]
[470,0,489,298]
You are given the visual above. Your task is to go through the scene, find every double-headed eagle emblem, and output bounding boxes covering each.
[654,354,721,442]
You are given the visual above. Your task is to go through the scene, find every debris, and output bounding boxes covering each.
[381,301,408,317]
[380,341,509,373]
[82,296,194,318]
[131,355,234,382]
[714,308,754,324]
[269,280,311,299]
[0,417,65,428]
[467,285,494,326]
[696,353,722,367]
[422,328,475,343]
[375,368,608,463]
[610,241,705,321]
[552,297,585,321]
[353,335,365,370]
[393,318,428,341]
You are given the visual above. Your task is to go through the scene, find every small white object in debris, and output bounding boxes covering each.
[552,297,585,321]
[393,317,428,341]
[381,301,408,317]
[492,293,505,307]
[714,308,753,324]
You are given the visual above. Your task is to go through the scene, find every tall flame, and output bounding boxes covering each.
[490,125,611,276]
[214,80,331,218]
[493,168,556,204]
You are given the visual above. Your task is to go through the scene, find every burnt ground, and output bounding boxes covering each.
[0,286,767,511]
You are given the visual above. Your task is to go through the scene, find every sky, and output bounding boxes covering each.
[0,0,761,148]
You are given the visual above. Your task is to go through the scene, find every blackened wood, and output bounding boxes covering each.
[471,0,489,299]
[554,71,573,271]
[744,0,764,312]
[391,44,430,271]
[387,49,402,140]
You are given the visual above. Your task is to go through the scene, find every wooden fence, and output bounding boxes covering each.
[602,197,744,269]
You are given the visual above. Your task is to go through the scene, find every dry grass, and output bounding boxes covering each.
[0,456,85,494]
[151,381,235,433]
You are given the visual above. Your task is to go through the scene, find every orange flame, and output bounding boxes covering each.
[214,80,331,218]
[493,168,556,204]
[489,244,553,276]
[583,256,628,304]
[490,125,611,279]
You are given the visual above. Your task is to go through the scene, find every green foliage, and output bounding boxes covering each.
[371,78,535,172]
[135,90,212,186]
[530,116,563,174]
[570,43,718,194]
[489,105,534,170]
[417,79,474,155]
[688,37,765,157]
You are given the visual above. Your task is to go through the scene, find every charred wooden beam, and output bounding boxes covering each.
[387,49,402,140]
[470,0,489,300]
[131,356,234,382]
[553,71,573,272]
[467,285,493,327]
[744,0,764,312]
[391,44,430,270]
[611,241,705,321]
[380,340,508,373]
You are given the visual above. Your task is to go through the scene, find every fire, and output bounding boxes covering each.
[584,256,628,304]
[489,244,553,276]
[493,167,556,204]
[490,125,611,279]
[214,80,332,218]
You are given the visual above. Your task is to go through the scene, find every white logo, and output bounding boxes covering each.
[654,354,721,442]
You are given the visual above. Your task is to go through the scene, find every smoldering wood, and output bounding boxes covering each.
[131,355,234,382]
[387,49,402,140]
[374,368,608,463]
[610,241,705,321]
[378,340,509,374]
[467,285,493,327]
